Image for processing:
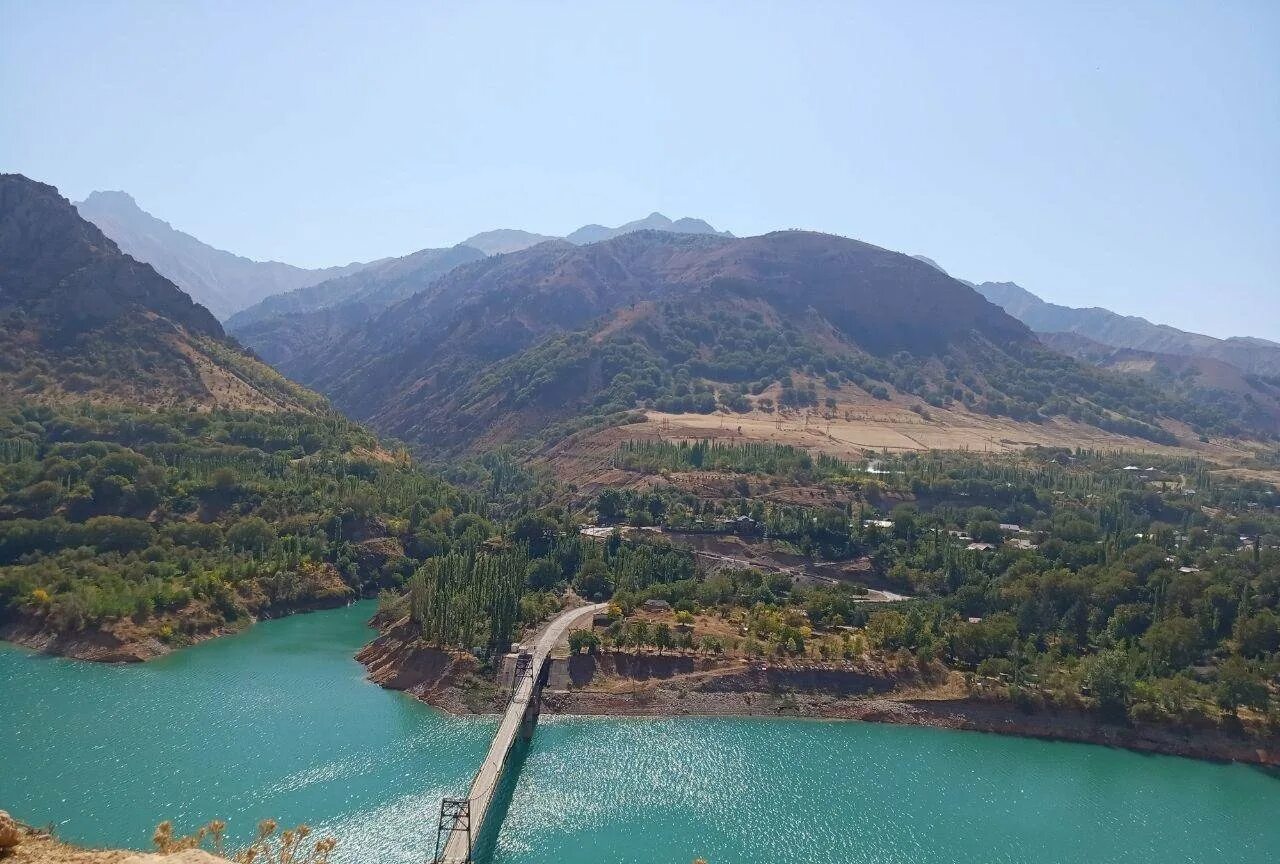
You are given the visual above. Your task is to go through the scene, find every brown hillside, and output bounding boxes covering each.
[0,175,320,412]
[290,229,1068,453]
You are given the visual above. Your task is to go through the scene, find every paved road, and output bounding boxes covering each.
[438,602,607,863]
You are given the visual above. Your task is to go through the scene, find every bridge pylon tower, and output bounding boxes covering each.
[434,797,471,863]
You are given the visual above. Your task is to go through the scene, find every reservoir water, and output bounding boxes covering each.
[2,602,1277,864]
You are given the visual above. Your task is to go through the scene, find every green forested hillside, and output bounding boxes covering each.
[0,402,474,647]
[591,445,1280,728]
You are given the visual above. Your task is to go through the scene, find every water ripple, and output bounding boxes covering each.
[3,606,1278,864]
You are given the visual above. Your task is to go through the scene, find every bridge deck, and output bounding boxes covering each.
[438,602,606,863]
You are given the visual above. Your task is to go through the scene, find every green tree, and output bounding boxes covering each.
[1215,655,1269,717]
[512,513,557,557]
[568,629,601,655]
[1235,610,1280,658]
[525,558,562,591]
[629,619,651,649]
[1084,649,1134,719]
[866,610,908,650]
[227,517,276,554]
[654,623,673,653]
[1141,616,1200,673]
[574,559,614,600]
[597,489,626,523]
[83,516,154,554]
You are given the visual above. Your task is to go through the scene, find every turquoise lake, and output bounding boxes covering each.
[2,602,1277,863]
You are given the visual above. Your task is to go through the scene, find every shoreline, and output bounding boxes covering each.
[0,595,359,663]
[0,618,242,663]
[7,605,1274,769]
[354,624,1280,767]
[535,689,1280,767]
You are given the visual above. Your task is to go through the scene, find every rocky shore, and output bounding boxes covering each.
[356,626,1280,767]
[0,588,358,663]
[0,616,240,663]
[542,686,1279,766]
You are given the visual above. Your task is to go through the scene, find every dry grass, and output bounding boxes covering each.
[544,393,1280,489]
[167,338,291,413]
[0,819,334,864]
[152,821,335,864]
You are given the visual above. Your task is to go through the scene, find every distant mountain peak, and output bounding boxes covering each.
[976,280,1280,377]
[564,212,730,246]
[81,189,139,208]
[462,213,731,256]
[75,191,375,320]
[461,228,560,256]
[0,173,316,411]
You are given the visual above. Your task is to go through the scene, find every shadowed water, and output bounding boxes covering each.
[2,602,1277,863]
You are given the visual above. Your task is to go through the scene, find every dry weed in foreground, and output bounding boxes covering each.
[153,819,337,864]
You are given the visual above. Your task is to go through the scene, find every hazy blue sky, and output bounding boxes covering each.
[2,1,1276,340]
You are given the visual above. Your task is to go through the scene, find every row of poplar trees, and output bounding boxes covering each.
[408,551,527,658]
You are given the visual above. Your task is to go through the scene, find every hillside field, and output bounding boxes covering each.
[545,383,1280,489]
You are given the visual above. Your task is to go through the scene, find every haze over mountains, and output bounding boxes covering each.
[900,256,1280,427]
[973,280,1280,378]
[909,255,1280,378]
[84,188,1273,385]
[0,175,320,411]
[75,191,378,320]
[461,213,729,255]
[224,211,735,366]
[286,229,1048,452]
[230,224,1267,455]
[970,280,1280,425]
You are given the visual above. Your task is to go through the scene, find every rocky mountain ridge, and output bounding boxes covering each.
[268,228,1221,454]
[228,212,732,364]
[75,190,377,319]
[1,175,321,411]
[974,280,1280,377]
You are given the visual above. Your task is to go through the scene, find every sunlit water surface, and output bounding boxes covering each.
[2,602,1277,864]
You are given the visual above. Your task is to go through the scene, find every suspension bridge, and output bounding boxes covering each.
[433,602,607,863]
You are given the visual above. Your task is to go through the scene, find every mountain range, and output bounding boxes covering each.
[15,176,1276,453]
[972,280,1280,378]
[224,244,488,367]
[461,212,729,255]
[288,229,1034,451]
[0,175,320,411]
[240,227,1247,454]
[223,213,734,366]
[77,191,732,322]
[74,191,378,320]
[901,257,1280,429]
[909,256,1280,377]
